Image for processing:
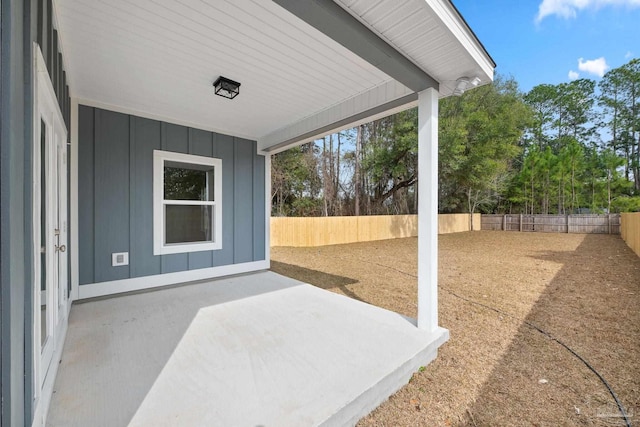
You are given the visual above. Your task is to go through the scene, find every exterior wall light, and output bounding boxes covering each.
[453,76,481,96]
[213,76,241,99]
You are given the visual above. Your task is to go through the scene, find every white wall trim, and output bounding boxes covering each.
[32,44,72,427]
[31,46,43,425]
[31,312,68,427]
[76,98,258,143]
[152,150,222,255]
[78,260,269,300]
[70,98,79,301]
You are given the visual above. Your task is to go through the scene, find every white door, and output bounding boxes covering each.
[33,48,69,410]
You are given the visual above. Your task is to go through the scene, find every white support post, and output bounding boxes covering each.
[417,88,438,332]
[264,152,272,268]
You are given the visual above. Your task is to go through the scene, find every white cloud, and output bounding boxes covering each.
[536,0,640,23]
[568,70,580,80]
[578,57,610,77]
[625,51,634,59]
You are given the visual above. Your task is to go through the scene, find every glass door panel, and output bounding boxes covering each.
[35,70,68,392]
[40,119,48,349]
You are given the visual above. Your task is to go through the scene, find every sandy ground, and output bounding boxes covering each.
[271,231,640,426]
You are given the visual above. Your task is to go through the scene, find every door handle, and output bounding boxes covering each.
[55,245,66,253]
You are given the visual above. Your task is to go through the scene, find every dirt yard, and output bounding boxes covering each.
[271,231,640,426]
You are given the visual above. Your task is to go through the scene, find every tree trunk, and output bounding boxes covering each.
[557,171,565,215]
[467,188,473,230]
[336,132,342,215]
[635,133,640,191]
[633,83,639,191]
[571,165,576,213]
[355,125,361,216]
[530,172,535,215]
[322,137,328,217]
[607,170,612,213]
[329,134,334,215]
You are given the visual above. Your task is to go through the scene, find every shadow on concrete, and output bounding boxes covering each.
[270,260,366,303]
[457,234,640,426]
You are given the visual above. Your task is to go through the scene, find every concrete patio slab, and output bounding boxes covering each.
[47,271,448,427]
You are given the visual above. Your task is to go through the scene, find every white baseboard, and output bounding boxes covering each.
[78,260,270,299]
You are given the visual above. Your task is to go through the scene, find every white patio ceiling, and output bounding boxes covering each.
[54,0,494,152]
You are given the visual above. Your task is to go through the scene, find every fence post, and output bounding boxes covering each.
[567,214,570,233]
[503,214,507,231]
[608,214,611,234]
[519,214,523,232]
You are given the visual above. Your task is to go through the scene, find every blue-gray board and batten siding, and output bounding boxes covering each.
[2,0,71,424]
[78,105,266,286]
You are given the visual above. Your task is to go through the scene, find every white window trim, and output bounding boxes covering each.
[153,150,222,255]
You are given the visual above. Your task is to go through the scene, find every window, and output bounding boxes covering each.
[153,150,222,255]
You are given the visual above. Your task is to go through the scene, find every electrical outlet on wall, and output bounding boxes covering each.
[112,252,129,267]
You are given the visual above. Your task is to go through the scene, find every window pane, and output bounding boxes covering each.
[164,165,214,201]
[165,204,213,244]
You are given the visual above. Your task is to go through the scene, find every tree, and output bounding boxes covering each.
[600,59,640,191]
[439,76,531,222]
[523,84,557,149]
[601,149,627,212]
[560,138,585,212]
[354,125,363,216]
[618,59,640,191]
[555,79,597,143]
[362,109,419,213]
[270,59,640,217]
[271,143,322,216]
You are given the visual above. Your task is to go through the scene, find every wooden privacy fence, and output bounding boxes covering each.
[481,214,621,234]
[270,213,481,247]
[621,213,640,258]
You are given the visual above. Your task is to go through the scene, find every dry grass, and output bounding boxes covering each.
[271,231,640,426]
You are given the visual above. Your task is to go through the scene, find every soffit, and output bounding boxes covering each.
[333,0,495,97]
[55,0,397,140]
[55,0,495,146]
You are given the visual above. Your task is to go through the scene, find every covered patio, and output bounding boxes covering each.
[0,0,494,425]
[47,271,448,426]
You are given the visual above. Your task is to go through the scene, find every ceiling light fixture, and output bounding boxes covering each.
[213,76,241,99]
[453,76,481,96]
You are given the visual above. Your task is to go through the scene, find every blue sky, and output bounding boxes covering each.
[453,0,640,93]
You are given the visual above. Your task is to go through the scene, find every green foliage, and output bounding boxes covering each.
[599,58,640,192]
[270,59,640,217]
[164,167,209,200]
[439,76,530,213]
[363,109,418,193]
[271,144,322,216]
[507,58,640,214]
[611,196,640,212]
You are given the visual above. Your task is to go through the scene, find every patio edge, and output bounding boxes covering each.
[319,326,450,427]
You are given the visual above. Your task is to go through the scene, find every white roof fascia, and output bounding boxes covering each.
[426,0,496,80]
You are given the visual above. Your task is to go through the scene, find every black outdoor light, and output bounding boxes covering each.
[213,76,241,99]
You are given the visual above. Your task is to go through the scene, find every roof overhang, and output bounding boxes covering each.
[55,0,494,153]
